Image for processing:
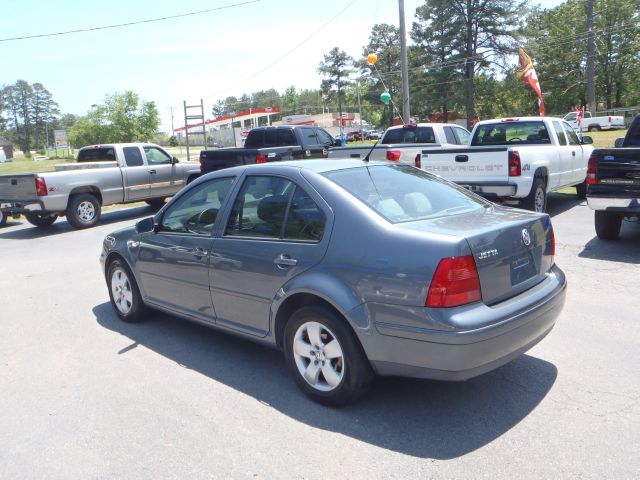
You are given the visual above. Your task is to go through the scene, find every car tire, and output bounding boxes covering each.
[594,210,622,240]
[283,305,373,406]
[0,210,7,227]
[521,177,547,212]
[25,212,57,227]
[107,259,146,322]
[66,193,101,229]
[576,179,587,199]
[588,125,601,132]
[145,197,166,208]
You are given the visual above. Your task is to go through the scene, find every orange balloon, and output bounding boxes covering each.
[367,53,378,65]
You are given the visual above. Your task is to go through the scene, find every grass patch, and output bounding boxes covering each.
[584,129,627,148]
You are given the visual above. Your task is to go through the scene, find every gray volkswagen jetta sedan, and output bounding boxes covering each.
[100,160,566,405]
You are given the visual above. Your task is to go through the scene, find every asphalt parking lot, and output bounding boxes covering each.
[1,192,638,479]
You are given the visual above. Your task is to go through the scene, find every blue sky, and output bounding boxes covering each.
[1,0,565,132]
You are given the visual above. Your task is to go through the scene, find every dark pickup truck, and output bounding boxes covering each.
[586,114,640,240]
[199,125,339,174]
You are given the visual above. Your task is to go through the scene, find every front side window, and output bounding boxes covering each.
[144,146,172,165]
[562,123,580,145]
[159,177,235,235]
[324,164,489,223]
[316,128,334,146]
[300,127,319,146]
[123,146,144,166]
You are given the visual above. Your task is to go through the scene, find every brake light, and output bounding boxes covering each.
[502,118,519,122]
[509,150,521,176]
[587,154,598,185]
[414,153,421,169]
[386,150,401,162]
[426,256,482,308]
[256,154,267,164]
[35,176,48,196]
[404,123,417,129]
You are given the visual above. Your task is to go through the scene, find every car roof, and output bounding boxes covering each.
[475,117,553,126]
[78,143,161,150]
[213,159,390,177]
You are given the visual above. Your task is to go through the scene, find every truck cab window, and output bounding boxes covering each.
[144,147,172,165]
[123,146,144,166]
[277,129,296,146]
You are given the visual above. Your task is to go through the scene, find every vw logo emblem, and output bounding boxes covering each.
[522,228,531,246]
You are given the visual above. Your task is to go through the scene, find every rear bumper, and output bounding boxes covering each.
[587,196,640,212]
[0,199,44,215]
[359,265,566,381]
[458,182,517,198]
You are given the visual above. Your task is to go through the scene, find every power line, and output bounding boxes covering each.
[0,0,260,42]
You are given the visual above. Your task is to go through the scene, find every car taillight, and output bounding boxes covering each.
[35,176,48,196]
[199,155,205,173]
[587,154,598,185]
[509,150,521,176]
[426,256,482,308]
[256,154,267,164]
[386,150,401,162]
[414,153,421,168]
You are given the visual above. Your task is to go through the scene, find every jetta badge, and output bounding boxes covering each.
[522,228,531,246]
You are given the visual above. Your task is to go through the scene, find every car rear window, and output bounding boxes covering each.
[382,126,435,144]
[472,121,551,145]
[77,147,116,162]
[323,164,489,223]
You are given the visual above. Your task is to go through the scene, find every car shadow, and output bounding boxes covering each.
[579,218,640,264]
[546,191,583,217]
[93,302,558,459]
[0,206,158,240]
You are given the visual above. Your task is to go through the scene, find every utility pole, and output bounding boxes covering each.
[338,75,345,145]
[586,0,596,113]
[356,79,363,132]
[399,0,411,122]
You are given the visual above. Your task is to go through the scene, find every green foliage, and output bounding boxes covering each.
[68,91,159,148]
[318,47,353,115]
[168,135,180,147]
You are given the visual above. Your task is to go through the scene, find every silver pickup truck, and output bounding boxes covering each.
[0,143,200,229]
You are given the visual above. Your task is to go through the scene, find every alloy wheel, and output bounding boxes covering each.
[292,321,345,392]
[111,268,133,314]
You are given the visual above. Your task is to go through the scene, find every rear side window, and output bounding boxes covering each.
[123,146,144,166]
[77,147,116,162]
[324,164,488,223]
[382,126,435,144]
[277,129,296,146]
[472,121,551,145]
[244,130,264,148]
[553,122,567,146]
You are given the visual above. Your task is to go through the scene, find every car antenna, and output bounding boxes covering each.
[363,137,381,163]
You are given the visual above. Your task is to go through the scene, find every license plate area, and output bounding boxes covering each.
[510,251,537,286]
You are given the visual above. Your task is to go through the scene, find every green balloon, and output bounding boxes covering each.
[380,91,391,104]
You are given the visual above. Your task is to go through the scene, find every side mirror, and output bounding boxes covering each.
[614,138,625,148]
[333,139,342,147]
[581,135,593,145]
[136,217,156,234]
[172,156,179,164]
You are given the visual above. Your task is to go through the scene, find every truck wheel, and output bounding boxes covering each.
[521,177,547,212]
[588,125,601,132]
[108,259,146,322]
[594,211,622,240]
[25,212,57,227]
[576,179,587,199]
[283,305,373,406]
[145,198,166,208]
[66,193,101,229]
[0,210,7,227]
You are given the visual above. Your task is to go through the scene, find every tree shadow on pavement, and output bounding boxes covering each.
[0,206,157,240]
[93,302,558,460]
[579,218,640,264]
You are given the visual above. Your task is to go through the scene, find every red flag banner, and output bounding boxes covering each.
[517,48,545,116]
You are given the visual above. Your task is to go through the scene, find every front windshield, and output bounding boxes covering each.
[323,164,489,223]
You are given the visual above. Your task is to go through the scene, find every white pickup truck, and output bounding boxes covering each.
[327,123,471,163]
[563,111,625,132]
[416,117,595,212]
[0,143,200,228]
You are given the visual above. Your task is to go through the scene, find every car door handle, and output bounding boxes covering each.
[274,254,298,267]
[193,247,208,257]
[149,169,157,174]
[455,155,469,162]
[572,151,576,156]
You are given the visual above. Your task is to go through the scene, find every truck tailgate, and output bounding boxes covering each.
[593,148,640,191]
[0,174,38,200]
[327,145,388,161]
[420,147,509,183]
